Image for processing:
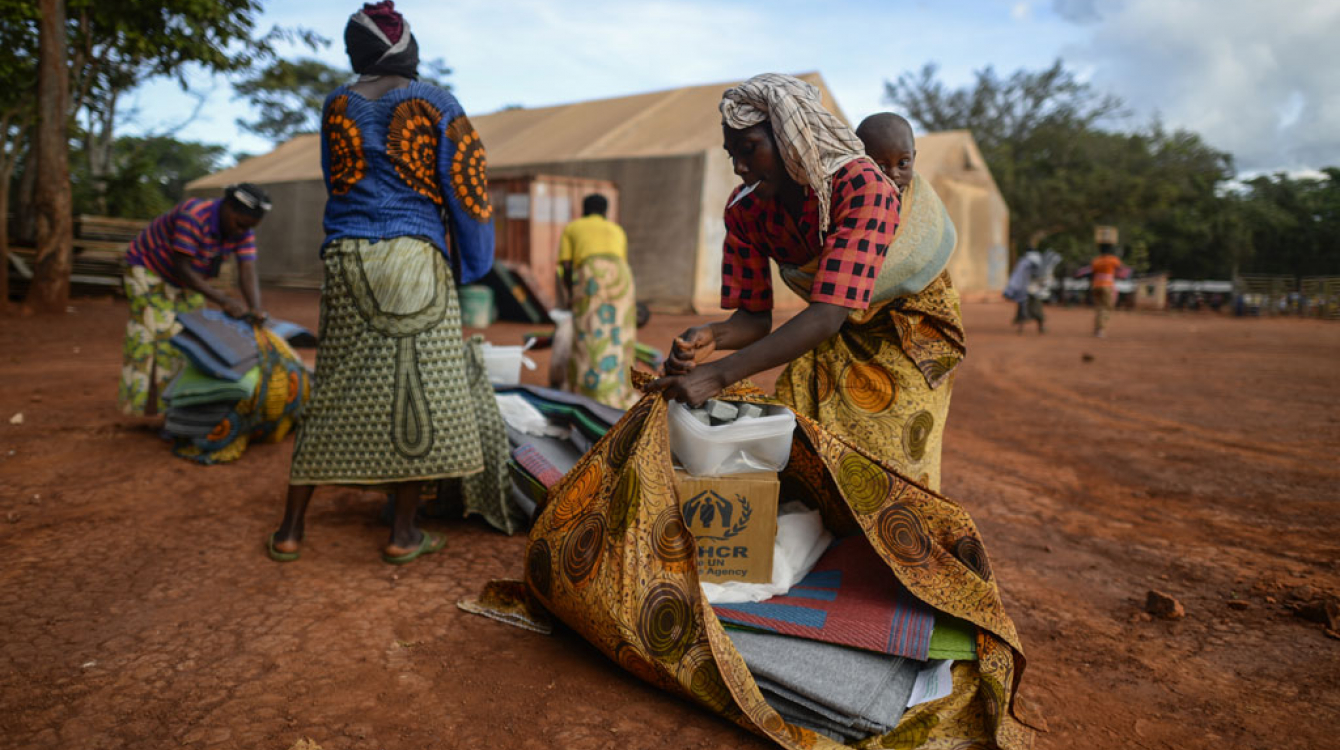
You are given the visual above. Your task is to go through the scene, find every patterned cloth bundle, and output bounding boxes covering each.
[462,379,1042,750]
[163,310,312,464]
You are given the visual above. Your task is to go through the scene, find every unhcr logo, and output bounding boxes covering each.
[682,490,752,541]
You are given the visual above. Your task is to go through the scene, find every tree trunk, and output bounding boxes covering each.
[0,160,11,314]
[86,90,117,215]
[0,189,8,314]
[26,0,73,313]
[14,137,36,244]
[0,112,10,314]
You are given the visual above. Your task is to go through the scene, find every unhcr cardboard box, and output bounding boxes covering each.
[674,470,778,584]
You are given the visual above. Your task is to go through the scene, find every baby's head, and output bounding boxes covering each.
[855,113,916,194]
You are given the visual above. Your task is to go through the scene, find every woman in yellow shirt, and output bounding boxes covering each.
[557,194,638,408]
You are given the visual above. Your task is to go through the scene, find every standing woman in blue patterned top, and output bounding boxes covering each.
[270,1,507,564]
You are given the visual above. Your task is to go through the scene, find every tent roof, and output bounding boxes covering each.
[914,129,1004,197]
[189,134,323,189]
[475,71,843,167]
[188,72,843,189]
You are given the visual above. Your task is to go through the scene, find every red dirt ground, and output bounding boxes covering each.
[2,291,1337,750]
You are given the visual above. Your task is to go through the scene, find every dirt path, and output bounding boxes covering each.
[1,292,1337,750]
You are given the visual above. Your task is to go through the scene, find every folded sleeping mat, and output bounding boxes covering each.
[172,310,260,380]
[713,535,937,660]
[163,401,235,438]
[165,365,260,408]
[496,385,624,525]
[171,310,317,381]
[493,383,623,441]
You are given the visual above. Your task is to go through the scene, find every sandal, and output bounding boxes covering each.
[382,531,446,565]
[266,532,301,562]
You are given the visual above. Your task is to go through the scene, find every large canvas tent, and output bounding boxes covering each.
[187,73,1009,310]
[914,130,1011,299]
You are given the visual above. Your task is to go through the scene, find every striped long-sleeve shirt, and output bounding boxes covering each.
[124,198,256,288]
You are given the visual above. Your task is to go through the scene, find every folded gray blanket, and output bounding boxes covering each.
[761,688,881,744]
[163,401,234,438]
[727,628,919,743]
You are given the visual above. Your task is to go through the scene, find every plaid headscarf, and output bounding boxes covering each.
[720,73,866,233]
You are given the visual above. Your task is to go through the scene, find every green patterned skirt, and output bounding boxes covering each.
[118,265,205,417]
[291,237,494,487]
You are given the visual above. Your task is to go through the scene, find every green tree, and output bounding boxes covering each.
[70,135,228,218]
[235,56,452,144]
[0,0,38,310]
[1115,125,1235,277]
[64,0,323,213]
[886,61,1122,256]
[15,0,321,309]
[1237,170,1340,276]
[887,60,1123,156]
[234,58,348,142]
[884,61,1238,277]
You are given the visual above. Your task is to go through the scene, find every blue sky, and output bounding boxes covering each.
[120,0,1339,174]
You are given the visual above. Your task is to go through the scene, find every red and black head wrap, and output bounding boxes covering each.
[345,1,419,79]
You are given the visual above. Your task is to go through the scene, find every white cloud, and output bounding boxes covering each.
[1051,0,1102,23]
[1058,0,1340,171]
[1012,2,1033,21]
[410,0,767,112]
[112,0,1092,163]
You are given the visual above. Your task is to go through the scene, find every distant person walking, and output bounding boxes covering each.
[557,193,638,408]
[118,184,271,416]
[1079,244,1127,337]
[1003,245,1060,334]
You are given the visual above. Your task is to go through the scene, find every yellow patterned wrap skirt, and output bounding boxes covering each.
[776,272,965,492]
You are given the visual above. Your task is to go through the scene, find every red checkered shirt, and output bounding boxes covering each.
[720,159,899,311]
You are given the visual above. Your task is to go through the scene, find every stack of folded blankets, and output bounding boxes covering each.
[492,384,625,518]
[728,630,919,742]
[163,310,313,464]
[714,535,978,744]
[164,311,262,439]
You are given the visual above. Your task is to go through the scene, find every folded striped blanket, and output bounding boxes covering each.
[512,444,565,488]
[713,535,936,659]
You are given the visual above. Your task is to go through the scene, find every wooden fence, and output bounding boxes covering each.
[5,214,239,299]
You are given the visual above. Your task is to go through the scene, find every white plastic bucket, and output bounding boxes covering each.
[481,341,537,385]
[667,400,796,477]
